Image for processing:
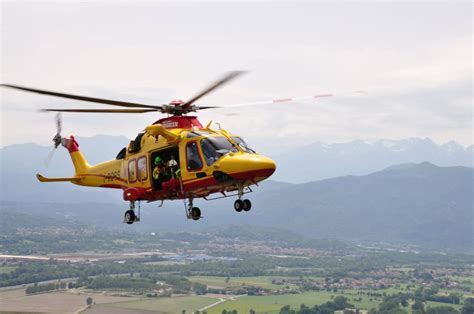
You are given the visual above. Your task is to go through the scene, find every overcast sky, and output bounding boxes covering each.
[1,1,472,154]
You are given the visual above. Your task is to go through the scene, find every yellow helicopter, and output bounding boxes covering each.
[1,72,331,224]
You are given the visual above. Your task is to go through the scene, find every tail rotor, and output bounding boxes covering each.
[53,113,62,148]
[44,113,62,169]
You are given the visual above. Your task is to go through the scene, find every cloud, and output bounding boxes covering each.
[1,2,472,152]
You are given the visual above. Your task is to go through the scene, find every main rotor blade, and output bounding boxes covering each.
[181,71,246,110]
[207,90,365,109]
[1,84,163,109]
[197,106,221,110]
[41,108,159,113]
[220,93,334,108]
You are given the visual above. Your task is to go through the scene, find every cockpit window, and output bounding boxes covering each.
[187,132,200,138]
[200,136,238,166]
[231,136,255,153]
[186,141,203,171]
[186,130,211,138]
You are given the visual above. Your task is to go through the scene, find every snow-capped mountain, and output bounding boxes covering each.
[273,138,473,183]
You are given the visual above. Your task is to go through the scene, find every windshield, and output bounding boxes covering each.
[200,136,238,166]
[231,136,255,153]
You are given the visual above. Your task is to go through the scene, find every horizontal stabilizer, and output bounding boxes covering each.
[36,174,82,183]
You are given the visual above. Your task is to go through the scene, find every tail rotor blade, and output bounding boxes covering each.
[44,148,56,169]
[56,113,62,134]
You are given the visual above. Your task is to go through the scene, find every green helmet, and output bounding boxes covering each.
[154,156,163,165]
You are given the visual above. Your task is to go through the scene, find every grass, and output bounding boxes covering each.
[425,300,462,311]
[187,276,297,290]
[207,291,379,314]
[102,295,220,313]
[0,266,17,274]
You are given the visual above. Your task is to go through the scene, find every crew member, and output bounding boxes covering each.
[152,156,165,181]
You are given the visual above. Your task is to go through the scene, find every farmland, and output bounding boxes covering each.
[187,276,297,290]
[1,215,473,314]
[0,287,142,313]
[95,295,221,314]
[207,291,379,314]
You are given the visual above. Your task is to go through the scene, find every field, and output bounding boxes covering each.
[206,290,380,314]
[98,295,221,314]
[187,276,297,290]
[425,300,463,311]
[0,288,141,313]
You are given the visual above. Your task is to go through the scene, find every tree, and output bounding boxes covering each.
[333,296,352,310]
[86,297,93,306]
[379,298,401,313]
[193,282,207,295]
[462,298,474,314]
[448,293,461,304]
[400,298,408,307]
[280,305,292,314]
[412,300,425,314]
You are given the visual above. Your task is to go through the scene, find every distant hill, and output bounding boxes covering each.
[3,162,472,251]
[250,162,473,251]
[273,138,473,183]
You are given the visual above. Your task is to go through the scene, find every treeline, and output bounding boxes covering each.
[25,281,67,294]
[277,295,473,314]
[368,293,473,314]
[0,260,149,287]
[0,255,273,288]
[87,276,156,291]
[140,272,207,294]
[278,296,353,314]
[413,285,461,304]
[80,273,208,295]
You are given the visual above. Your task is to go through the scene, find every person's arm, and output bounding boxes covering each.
[153,166,160,179]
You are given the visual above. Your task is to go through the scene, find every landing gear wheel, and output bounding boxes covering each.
[234,200,244,212]
[124,210,136,224]
[191,207,201,220]
[243,199,252,212]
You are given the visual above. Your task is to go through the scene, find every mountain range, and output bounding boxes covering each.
[273,138,473,183]
[0,135,472,202]
[1,135,472,251]
[2,161,472,251]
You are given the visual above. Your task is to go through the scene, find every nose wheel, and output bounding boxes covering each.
[234,185,252,213]
[234,199,252,212]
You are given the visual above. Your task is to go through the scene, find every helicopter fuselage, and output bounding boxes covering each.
[57,116,276,204]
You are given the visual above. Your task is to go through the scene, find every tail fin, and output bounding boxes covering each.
[36,174,82,183]
[61,136,91,175]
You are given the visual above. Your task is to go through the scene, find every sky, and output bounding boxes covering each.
[1,1,472,155]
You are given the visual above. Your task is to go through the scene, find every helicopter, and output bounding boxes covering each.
[1,72,333,224]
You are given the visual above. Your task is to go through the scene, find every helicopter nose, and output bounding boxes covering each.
[213,153,276,183]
